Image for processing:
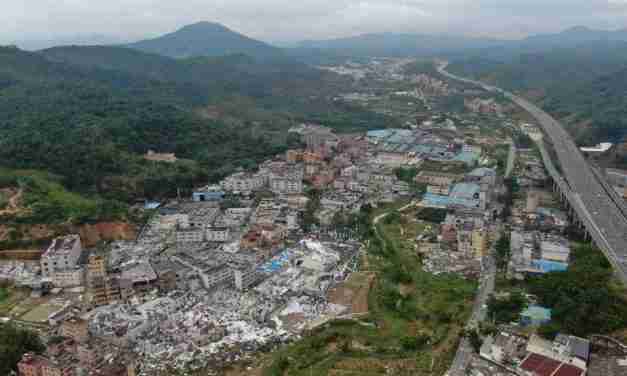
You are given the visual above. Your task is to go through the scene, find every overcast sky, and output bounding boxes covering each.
[3,0,627,47]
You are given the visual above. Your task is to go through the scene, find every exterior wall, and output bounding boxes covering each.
[176,229,205,243]
[52,268,84,288]
[87,255,106,280]
[233,268,258,290]
[41,236,83,277]
[206,227,230,242]
[472,229,488,258]
[427,184,450,195]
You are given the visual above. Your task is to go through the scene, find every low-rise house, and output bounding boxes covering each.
[192,185,225,202]
[144,150,177,163]
[540,234,570,263]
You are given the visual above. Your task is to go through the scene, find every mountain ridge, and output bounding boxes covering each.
[126,21,284,59]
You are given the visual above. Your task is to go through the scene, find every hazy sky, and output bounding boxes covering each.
[3,0,627,47]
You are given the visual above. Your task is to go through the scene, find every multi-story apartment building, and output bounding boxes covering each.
[176,227,205,244]
[41,235,82,278]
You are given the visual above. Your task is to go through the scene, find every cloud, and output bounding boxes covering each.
[2,0,627,46]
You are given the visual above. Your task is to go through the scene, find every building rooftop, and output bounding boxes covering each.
[469,167,496,177]
[450,183,481,200]
[120,261,157,283]
[521,305,552,322]
[520,353,562,376]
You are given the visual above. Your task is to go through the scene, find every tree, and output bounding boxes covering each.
[466,329,483,353]
[494,233,511,271]
[526,244,627,337]
[487,290,527,324]
[0,323,44,375]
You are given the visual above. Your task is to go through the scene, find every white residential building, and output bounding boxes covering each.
[220,172,265,193]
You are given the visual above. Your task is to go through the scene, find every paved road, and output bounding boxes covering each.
[437,62,627,286]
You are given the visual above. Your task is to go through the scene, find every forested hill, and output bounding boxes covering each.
[0,45,393,213]
[447,41,627,145]
[126,21,284,59]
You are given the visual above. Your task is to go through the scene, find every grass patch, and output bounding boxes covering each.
[0,288,9,303]
[0,168,127,225]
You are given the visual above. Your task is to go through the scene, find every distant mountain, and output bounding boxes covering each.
[292,32,505,58]
[520,26,627,48]
[126,21,284,59]
[14,34,129,51]
[291,26,627,61]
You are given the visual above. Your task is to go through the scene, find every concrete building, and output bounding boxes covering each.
[220,172,265,193]
[540,235,570,263]
[270,175,303,195]
[86,254,106,280]
[206,226,230,242]
[51,267,84,288]
[233,267,259,290]
[192,185,225,202]
[41,235,82,278]
[176,227,205,244]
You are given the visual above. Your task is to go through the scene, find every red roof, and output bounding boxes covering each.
[520,353,562,376]
[554,364,585,376]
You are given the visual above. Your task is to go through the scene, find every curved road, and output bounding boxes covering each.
[437,62,627,285]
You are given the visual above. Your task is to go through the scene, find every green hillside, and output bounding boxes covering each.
[447,41,627,144]
[0,45,395,216]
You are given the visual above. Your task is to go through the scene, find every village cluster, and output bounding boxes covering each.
[3,58,625,376]
[0,117,487,375]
